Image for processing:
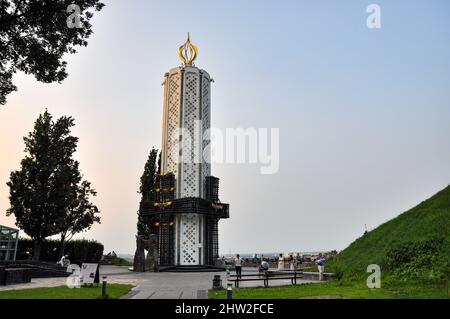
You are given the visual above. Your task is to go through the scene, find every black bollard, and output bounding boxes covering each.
[226,283,233,299]
[212,275,222,289]
[102,276,108,299]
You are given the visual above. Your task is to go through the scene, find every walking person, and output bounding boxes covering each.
[234,254,242,279]
[316,253,325,281]
[289,254,295,270]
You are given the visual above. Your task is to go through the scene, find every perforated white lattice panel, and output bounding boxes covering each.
[181,70,200,197]
[201,74,211,197]
[180,214,199,265]
[166,72,181,177]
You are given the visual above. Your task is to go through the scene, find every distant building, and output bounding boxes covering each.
[0,225,19,261]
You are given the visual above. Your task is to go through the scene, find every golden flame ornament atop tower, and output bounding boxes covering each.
[179,33,198,66]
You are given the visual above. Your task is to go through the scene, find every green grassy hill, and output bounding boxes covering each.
[327,185,450,281]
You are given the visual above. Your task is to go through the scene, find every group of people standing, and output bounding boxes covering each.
[276,253,299,270]
[231,253,326,279]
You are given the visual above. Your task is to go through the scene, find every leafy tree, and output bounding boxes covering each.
[0,0,105,105]
[58,180,100,258]
[6,110,99,260]
[136,148,158,238]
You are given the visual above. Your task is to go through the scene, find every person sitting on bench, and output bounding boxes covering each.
[259,259,269,273]
[57,255,70,267]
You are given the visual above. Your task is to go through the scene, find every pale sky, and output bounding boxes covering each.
[1,0,450,255]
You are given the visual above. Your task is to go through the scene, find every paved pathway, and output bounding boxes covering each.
[0,265,319,299]
[110,267,318,299]
[120,270,220,299]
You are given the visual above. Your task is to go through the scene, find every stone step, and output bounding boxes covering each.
[158,265,225,272]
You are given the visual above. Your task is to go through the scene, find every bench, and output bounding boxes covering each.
[228,270,303,288]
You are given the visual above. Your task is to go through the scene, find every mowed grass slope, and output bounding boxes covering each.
[326,185,450,278]
[209,186,450,299]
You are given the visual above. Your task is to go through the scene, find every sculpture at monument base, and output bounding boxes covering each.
[145,234,158,272]
[133,235,146,272]
[133,234,159,272]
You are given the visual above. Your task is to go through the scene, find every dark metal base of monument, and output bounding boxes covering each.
[158,265,226,273]
[138,174,230,267]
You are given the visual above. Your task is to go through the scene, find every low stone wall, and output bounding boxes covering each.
[240,261,314,270]
[0,267,32,286]
[301,272,334,281]
[0,261,68,280]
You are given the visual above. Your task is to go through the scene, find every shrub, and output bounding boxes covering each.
[384,238,448,283]
[110,256,132,267]
[16,238,104,265]
[326,256,345,281]
[385,238,443,269]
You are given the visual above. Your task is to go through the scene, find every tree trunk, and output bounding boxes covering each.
[59,233,67,259]
[33,239,41,261]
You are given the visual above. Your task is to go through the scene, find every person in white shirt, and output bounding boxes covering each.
[234,254,242,279]
[278,254,284,270]
[57,255,69,267]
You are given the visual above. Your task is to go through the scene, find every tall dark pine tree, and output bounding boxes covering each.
[136,148,158,238]
[157,150,162,175]
[6,110,99,260]
[0,0,105,105]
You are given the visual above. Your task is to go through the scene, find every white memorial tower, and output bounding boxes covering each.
[160,34,212,265]
[139,34,228,269]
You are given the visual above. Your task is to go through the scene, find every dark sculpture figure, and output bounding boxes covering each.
[133,234,159,272]
[133,235,146,272]
[145,234,158,272]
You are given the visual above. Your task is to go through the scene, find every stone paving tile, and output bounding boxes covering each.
[0,277,67,292]
[197,290,208,299]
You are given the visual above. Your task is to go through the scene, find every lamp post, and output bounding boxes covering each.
[227,283,233,299]
[102,276,108,299]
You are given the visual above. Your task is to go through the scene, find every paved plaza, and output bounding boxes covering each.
[0,265,319,299]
